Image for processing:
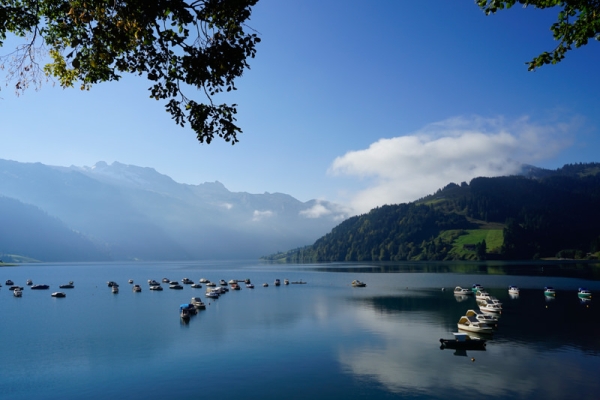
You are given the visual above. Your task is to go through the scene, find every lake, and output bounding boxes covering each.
[1,260,600,399]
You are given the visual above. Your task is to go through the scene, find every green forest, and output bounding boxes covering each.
[263,163,600,263]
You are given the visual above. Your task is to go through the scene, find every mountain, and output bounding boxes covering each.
[0,159,348,261]
[265,163,600,262]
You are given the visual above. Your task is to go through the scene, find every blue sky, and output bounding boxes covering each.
[1,1,599,215]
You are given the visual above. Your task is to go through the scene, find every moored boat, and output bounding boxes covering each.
[230,282,241,290]
[544,286,556,297]
[274,279,281,286]
[26,279,32,286]
[112,285,119,293]
[199,278,210,283]
[284,279,289,285]
[508,285,520,295]
[578,288,592,299]
[457,315,494,334]
[59,281,74,289]
[31,284,50,290]
[5,279,14,285]
[454,286,471,295]
[51,292,66,298]
[205,288,220,298]
[128,279,134,284]
[246,283,254,289]
[472,284,483,292]
[219,280,227,286]
[191,297,206,309]
[477,299,502,313]
[149,285,163,291]
[13,288,22,297]
[162,278,170,283]
[132,284,142,292]
[439,332,486,350]
[465,309,499,326]
[351,280,366,287]
[191,283,202,288]
[169,282,184,290]
[263,283,269,287]
[181,278,194,284]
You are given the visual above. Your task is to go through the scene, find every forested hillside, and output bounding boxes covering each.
[264,163,600,262]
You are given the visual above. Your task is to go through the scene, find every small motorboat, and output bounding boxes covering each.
[454,286,471,295]
[244,278,251,284]
[5,279,14,285]
[457,315,494,334]
[205,281,216,287]
[205,289,220,299]
[169,283,184,290]
[284,279,289,285]
[508,285,520,295]
[191,297,206,309]
[13,288,22,297]
[228,279,237,284]
[476,291,502,306]
[132,284,142,292]
[351,280,366,287]
[199,278,210,283]
[107,281,118,287]
[578,288,592,299]
[148,279,160,286]
[26,279,33,286]
[465,309,499,326]
[112,285,119,293]
[162,278,170,283]
[128,279,134,284]
[230,282,241,290]
[10,285,24,291]
[191,283,202,288]
[274,279,281,286]
[31,284,50,290]
[51,292,66,298]
[477,299,502,313]
[440,332,486,350]
[291,280,307,284]
[544,286,556,297]
[59,281,74,289]
[219,280,228,286]
[472,284,483,292]
[149,285,163,291]
[246,283,255,289]
[181,278,194,284]
[180,305,191,320]
[263,283,269,287]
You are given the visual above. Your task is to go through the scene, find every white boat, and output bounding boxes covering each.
[508,285,520,295]
[230,282,241,290]
[246,283,254,289]
[453,286,471,295]
[263,283,269,287]
[465,309,499,326]
[477,299,502,313]
[228,279,237,284]
[149,285,163,291]
[199,278,210,283]
[351,280,366,287]
[112,285,119,293]
[219,280,227,286]
[476,291,502,306]
[59,281,74,289]
[274,279,281,286]
[206,281,216,287]
[191,297,206,309]
[148,279,160,286]
[284,279,289,285]
[132,284,142,292]
[169,283,184,290]
[128,279,134,284]
[205,289,220,298]
[181,278,194,284]
[13,288,22,297]
[162,278,170,283]
[191,283,202,288]
[26,279,32,286]
[457,315,494,334]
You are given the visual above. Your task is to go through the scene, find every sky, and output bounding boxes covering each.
[1,0,599,215]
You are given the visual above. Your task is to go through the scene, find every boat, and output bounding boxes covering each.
[107,281,118,287]
[5,279,14,285]
[457,315,494,334]
[544,286,556,297]
[472,284,483,292]
[228,279,237,284]
[219,280,227,286]
[263,283,269,287]
[274,279,281,286]
[31,284,50,290]
[180,304,192,320]
[465,309,499,326]
[149,285,163,291]
[191,283,202,288]
[476,291,502,306]
[578,288,592,299]
[291,280,307,284]
[351,280,366,287]
[230,282,240,290]
[191,297,206,309]
[9,285,24,290]
[132,284,142,292]
[508,285,519,295]
[148,280,160,286]
[169,283,184,290]
[284,279,289,285]
[245,278,251,284]
[162,278,170,283]
[112,285,119,293]
[206,281,216,287]
[205,289,220,298]
[199,278,210,283]
[246,283,254,289]
[26,279,32,286]
[51,292,66,298]
[128,279,134,284]
[181,278,194,284]
[453,286,471,295]
[477,299,502,313]
[13,288,22,297]
[439,332,486,350]
[59,281,74,289]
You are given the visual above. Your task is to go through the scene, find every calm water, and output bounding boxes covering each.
[1,260,600,400]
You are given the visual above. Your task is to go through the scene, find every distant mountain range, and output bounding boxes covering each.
[264,163,600,262]
[0,159,348,262]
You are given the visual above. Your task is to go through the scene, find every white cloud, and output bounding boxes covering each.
[220,202,233,210]
[329,115,576,214]
[300,202,331,219]
[252,210,274,221]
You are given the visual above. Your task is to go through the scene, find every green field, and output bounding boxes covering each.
[448,229,503,258]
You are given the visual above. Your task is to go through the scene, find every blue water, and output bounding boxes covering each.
[1,261,600,399]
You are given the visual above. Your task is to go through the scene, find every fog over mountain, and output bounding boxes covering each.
[0,159,349,261]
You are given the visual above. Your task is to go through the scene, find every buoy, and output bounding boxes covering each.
[471,357,475,362]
